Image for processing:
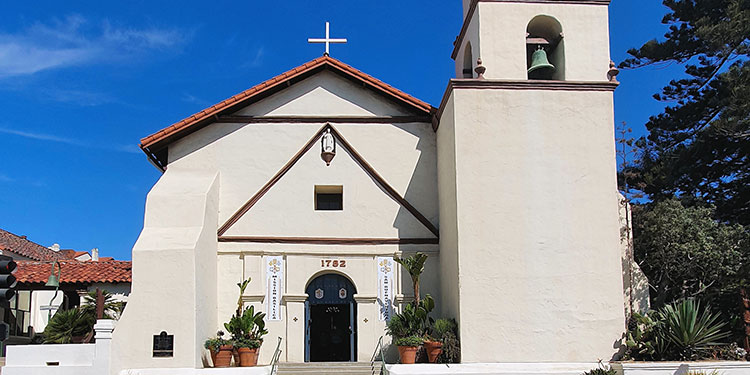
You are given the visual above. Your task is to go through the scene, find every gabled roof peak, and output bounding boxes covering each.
[140,56,436,170]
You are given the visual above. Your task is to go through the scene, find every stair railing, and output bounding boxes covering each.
[270,336,283,375]
[370,335,389,375]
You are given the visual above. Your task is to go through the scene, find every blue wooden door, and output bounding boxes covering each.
[305,274,357,362]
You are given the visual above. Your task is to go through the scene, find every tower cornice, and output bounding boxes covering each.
[434,79,618,130]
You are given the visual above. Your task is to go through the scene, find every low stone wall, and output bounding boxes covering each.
[3,320,114,375]
[386,363,601,374]
[118,367,271,375]
[613,361,750,375]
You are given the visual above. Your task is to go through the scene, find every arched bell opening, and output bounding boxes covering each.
[462,42,474,78]
[526,15,565,81]
[304,273,357,362]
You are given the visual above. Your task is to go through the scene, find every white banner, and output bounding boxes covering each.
[266,256,284,321]
[377,257,395,321]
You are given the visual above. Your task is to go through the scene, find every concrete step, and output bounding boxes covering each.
[277,362,382,375]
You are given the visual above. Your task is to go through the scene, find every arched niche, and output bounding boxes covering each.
[462,42,473,78]
[526,15,565,80]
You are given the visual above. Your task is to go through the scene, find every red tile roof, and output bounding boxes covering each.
[15,260,132,285]
[140,55,436,169]
[0,228,70,261]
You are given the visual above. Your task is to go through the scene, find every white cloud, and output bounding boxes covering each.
[0,15,189,78]
[0,126,141,154]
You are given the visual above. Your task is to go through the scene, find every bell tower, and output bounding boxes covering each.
[437,0,624,364]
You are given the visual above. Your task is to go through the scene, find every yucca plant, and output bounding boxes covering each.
[657,299,730,360]
[394,252,428,305]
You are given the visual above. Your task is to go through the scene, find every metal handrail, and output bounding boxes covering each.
[370,335,389,375]
[270,336,283,375]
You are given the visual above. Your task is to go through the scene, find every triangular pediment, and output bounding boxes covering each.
[217,124,438,243]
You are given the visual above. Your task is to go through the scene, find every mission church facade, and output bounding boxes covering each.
[108,0,635,372]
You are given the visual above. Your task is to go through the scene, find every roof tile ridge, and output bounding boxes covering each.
[325,57,433,111]
[141,57,329,146]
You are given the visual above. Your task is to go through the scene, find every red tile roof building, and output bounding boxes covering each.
[14,260,132,285]
[0,228,132,285]
[0,228,70,261]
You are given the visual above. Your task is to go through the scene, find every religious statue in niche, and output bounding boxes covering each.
[321,128,336,166]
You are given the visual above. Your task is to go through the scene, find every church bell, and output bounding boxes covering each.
[527,47,555,77]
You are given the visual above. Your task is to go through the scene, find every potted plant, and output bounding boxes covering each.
[395,335,423,364]
[223,278,269,367]
[425,318,454,363]
[204,331,229,367]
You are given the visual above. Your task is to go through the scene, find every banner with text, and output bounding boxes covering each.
[266,256,284,321]
[377,257,395,321]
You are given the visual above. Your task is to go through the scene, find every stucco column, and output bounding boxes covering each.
[94,319,115,373]
[354,294,380,361]
[283,294,308,363]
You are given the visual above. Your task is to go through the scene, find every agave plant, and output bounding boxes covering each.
[657,299,730,359]
[625,298,730,361]
[43,308,95,344]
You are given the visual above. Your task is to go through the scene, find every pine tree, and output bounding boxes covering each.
[621,0,750,225]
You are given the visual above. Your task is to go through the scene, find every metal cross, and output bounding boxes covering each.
[308,22,347,56]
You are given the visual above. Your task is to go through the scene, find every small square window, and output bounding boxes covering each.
[315,186,343,211]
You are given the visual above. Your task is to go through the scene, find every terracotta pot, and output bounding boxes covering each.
[214,345,233,368]
[423,341,443,363]
[238,347,259,367]
[397,345,419,364]
[209,349,218,367]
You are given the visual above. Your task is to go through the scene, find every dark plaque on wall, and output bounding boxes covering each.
[153,331,174,357]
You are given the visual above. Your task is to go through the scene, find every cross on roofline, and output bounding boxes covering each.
[308,21,347,56]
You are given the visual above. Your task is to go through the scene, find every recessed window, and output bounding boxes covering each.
[315,185,343,211]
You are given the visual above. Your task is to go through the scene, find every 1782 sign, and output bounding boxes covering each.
[320,259,346,267]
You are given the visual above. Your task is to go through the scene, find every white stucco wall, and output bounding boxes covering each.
[457,2,612,81]
[438,85,625,362]
[109,170,219,374]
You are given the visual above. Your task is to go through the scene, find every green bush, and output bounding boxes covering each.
[394,335,423,347]
[204,331,227,352]
[43,308,96,344]
[625,298,731,360]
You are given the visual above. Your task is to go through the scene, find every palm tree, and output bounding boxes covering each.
[394,252,428,305]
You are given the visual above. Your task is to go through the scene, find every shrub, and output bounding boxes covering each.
[43,308,96,344]
[204,331,227,353]
[395,335,423,347]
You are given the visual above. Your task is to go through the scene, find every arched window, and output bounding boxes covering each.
[526,15,565,80]
[462,42,473,78]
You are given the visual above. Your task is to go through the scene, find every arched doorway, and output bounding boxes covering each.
[305,273,357,362]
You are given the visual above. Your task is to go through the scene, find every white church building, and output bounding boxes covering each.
[103,0,640,373]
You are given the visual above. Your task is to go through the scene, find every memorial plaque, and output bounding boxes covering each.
[153,331,174,357]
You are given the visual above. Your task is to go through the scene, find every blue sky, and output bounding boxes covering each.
[0,1,678,260]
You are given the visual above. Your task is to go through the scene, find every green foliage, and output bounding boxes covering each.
[433,318,461,364]
[582,364,616,375]
[204,331,227,353]
[625,299,731,360]
[432,318,456,341]
[394,252,428,304]
[224,278,267,348]
[394,335,423,347]
[224,305,268,342]
[81,290,124,320]
[43,308,96,344]
[632,199,749,308]
[620,0,750,226]
[232,337,261,349]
